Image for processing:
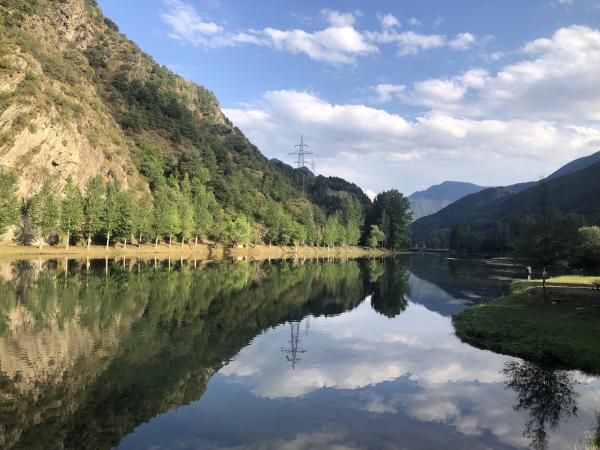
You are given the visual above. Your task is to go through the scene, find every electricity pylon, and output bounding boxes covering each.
[289,136,313,192]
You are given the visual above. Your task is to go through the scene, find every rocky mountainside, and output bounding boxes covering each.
[408,181,486,221]
[0,0,352,229]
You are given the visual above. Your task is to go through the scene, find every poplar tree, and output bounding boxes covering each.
[30,181,60,250]
[368,224,385,248]
[60,176,83,249]
[152,186,170,247]
[84,176,104,249]
[116,190,134,248]
[179,174,194,247]
[0,168,20,236]
[132,193,153,246]
[191,178,215,246]
[102,182,121,250]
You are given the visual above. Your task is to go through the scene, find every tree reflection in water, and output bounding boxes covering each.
[503,360,578,450]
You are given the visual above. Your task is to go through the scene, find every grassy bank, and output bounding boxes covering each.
[0,243,392,261]
[452,276,600,374]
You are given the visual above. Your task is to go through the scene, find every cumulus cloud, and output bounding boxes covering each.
[224,87,600,192]
[403,25,600,121]
[371,83,406,103]
[161,1,477,63]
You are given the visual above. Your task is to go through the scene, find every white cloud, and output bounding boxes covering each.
[408,17,422,27]
[161,1,477,63]
[224,86,600,192]
[449,32,476,50]
[366,29,476,55]
[379,13,400,29]
[371,83,406,103]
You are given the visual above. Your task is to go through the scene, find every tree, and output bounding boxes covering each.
[449,223,473,252]
[227,215,253,246]
[30,181,60,250]
[0,168,20,237]
[340,196,364,246]
[132,193,153,246]
[83,176,104,249]
[323,214,341,247]
[370,190,412,250]
[116,190,134,248]
[178,174,194,247]
[165,182,181,247]
[368,224,385,248]
[152,186,170,247]
[60,176,83,249]
[191,177,215,246]
[576,226,600,273]
[102,182,121,250]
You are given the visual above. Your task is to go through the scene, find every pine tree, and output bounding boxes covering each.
[30,181,60,250]
[84,176,104,249]
[0,168,20,236]
[60,176,84,249]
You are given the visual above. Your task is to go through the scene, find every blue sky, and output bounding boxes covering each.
[98,0,600,195]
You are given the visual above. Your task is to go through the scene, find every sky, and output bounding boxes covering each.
[98,0,600,196]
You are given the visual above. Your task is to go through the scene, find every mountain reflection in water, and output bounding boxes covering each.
[0,255,596,450]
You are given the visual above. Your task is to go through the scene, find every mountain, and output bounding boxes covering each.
[270,158,371,214]
[409,181,486,221]
[0,0,368,238]
[547,150,600,180]
[411,153,600,244]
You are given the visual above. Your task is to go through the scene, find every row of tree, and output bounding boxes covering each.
[0,168,413,250]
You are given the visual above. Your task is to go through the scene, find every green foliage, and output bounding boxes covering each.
[323,214,342,247]
[131,193,153,243]
[102,181,121,246]
[576,226,600,273]
[368,224,385,248]
[0,168,19,236]
[115,190,134,243]
[60,176,84,244]
[226,215,253,246]
[83,176,104,245]
[369,190,412,249]
[29,180,59,247]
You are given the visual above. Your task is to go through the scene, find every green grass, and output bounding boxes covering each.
[452,280,600,374]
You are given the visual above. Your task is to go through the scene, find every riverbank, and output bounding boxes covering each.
[0,243,392,261]
[452,277,600,374]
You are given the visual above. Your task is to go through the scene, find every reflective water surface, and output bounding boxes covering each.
[0,255,598,449]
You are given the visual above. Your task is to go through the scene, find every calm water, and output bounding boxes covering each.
[0,255,597,450]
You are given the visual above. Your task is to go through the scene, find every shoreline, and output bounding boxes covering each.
[0,243,393,261]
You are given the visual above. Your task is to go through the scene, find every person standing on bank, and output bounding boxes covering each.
[526,265,532,281]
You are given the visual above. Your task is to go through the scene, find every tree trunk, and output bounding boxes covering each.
[105,232,110,250]
[87,237,91,250]
[139,233,143,248]
[169,235,172,248]
[195,236,198,247]
[155,237,158,248]
[124,238,127,250]
[181,239,184,248]
[39,238,44,251]
[65,230,70,250]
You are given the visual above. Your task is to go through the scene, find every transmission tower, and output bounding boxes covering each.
[289,136,313,192]
[281,321,306,370]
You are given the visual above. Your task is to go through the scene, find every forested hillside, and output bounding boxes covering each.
[0,0,412,249]
[412,159,600,253]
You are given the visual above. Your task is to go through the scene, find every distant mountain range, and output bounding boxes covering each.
[409,181,486,221]
[411,151,600,243]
